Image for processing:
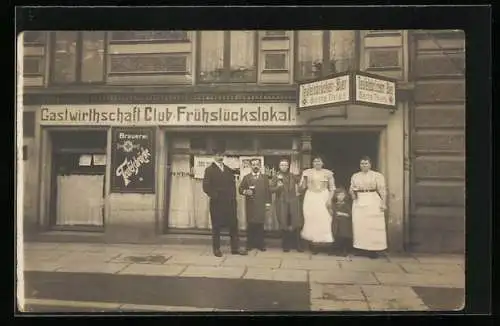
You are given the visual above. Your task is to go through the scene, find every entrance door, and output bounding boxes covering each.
[311,132,380,190]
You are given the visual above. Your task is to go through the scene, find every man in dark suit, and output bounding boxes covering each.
[238,158,272,252]
[202,148,247,257]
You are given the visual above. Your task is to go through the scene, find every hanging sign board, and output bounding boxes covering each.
[111,128,155,193]
[297,73,351,111]
[297,71,397,111]
[354,72,396,108]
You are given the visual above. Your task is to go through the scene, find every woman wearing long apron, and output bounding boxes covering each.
[349,156,388,259]
[299,157,336,254]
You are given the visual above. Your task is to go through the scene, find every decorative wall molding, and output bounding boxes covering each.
[23,83,413,105]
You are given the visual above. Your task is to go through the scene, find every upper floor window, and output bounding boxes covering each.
[263,31,288,39]
[109,31,190,43]
[198,31,257,83]
[295,30,357,81]
[51,31,105,84]
[23,31,46,45]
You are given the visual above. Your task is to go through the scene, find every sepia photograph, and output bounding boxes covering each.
[16,17,471,313]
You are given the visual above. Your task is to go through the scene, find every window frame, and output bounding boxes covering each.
[262,50,289,73]
[108,31,191,44]
[262,31,289,41]
[293,30,360,82]
[23,56,45,77]
[107,52,191,76]
[49,31,108,85]
[196,31,259,84]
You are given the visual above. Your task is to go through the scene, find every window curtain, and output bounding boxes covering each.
[56,175,104,226]
[330,30,356,73]
[199,31,225,82]
[297,31,324,79]
[167,154,195,228]
[229,31,255,70]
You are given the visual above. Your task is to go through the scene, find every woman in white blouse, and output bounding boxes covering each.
[299,156,336,254]
[349,156,388,259]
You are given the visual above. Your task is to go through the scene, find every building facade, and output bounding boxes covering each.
[19,30,465,253]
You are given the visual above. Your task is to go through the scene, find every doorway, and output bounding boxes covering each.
[311,131,380,190]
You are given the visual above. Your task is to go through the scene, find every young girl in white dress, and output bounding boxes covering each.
[299,156,336,254]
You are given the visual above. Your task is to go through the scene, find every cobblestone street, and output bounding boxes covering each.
[18,242,465,312]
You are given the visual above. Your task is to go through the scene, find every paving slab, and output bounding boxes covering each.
[23,243,61,251]
[340,260,405,273]
[321,284,365,301]
[55,262,130,274]
[413,255,464,265]
[412,286,465,311]
[374,272,465,288]
[361,285,422,301]
[118,264,187,277]
[223,256,281,268]
[167,254,226,267]
[310,299,370,311]
[109,254,171,265]
[23,250,70,263]
[243,268,307,282]
[367,300,429,311]
[180,266,246,279]
[281,258,340,271]
[23,262,62,272]
[399,262,464,275]
[255,249,311,260]
[309,270,379,285]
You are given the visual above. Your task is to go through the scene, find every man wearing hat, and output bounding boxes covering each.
[202,144,247,257]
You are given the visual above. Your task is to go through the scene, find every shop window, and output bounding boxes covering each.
[190,136,208,151]
[263,51,288,71]
[258,135,294,150]
[51,130,107,150]
[50,31,105,84]
[23,112,35,138]
[198,31,257,83]
[109,54,190,75]
[23,31,46,45]
[23,57,44,76]
[110,31,190,43]
[225,137,254,151]
[295,30,357,81]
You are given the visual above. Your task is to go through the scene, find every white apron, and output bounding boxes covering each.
[352,192,387,251]
[301,189,334,243]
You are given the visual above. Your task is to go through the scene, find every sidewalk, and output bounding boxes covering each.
[18,242,465,312]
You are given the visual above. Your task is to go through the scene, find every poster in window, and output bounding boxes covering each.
[78,154,92,167]
[239,156,265,177]
[193,156,213,179]
[111,128,155,193]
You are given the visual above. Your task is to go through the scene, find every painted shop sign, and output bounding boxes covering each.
[355,73,396,107]
[111,128,155,193]
[298,74,351,110]
[297,71,397,111]
[39,104,297,126]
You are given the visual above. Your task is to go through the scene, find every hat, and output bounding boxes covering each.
[212,140,226,155]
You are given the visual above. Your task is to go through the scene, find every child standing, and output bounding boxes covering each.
[330,188,353,257]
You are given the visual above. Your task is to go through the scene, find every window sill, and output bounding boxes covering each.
[262,36,289,41]
[108,39,191,45]
[261,69,289,74]
[365,66,402,71]
[108,71,190,76]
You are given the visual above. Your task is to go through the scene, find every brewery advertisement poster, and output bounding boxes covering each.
[111,127,155,193]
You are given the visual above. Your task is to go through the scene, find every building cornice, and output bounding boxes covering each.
[23,82,414,105]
